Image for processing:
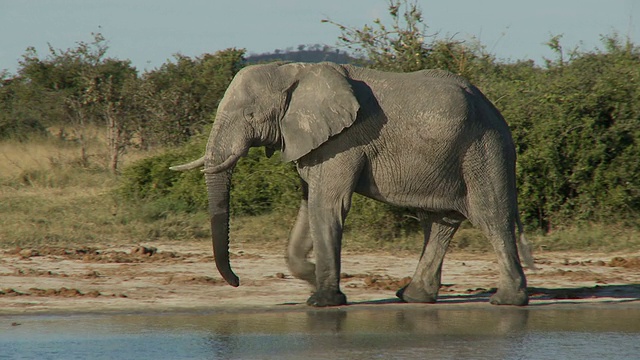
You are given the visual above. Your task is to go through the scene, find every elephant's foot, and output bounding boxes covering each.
[307,290,347,307]
[489,288,529,306]
[396,284,437,303]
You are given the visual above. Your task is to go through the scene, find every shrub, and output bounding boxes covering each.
[118,135,207,214]
[118,136,301,217]
[477,35,640,230]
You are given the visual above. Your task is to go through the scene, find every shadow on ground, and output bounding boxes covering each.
[346,284,640,306]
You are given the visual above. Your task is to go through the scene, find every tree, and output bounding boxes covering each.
[15,33,138,171]
[322,0,488,76]
[87,70,142,174]
[0,71,49,140]
[479,35,640,230]
[138,48,245,146]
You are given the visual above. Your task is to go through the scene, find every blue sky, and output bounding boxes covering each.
[1,0,638,74]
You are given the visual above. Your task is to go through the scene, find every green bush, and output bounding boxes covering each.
[476,35,640,230]
[118,135,301,218]
[230,149,300,215]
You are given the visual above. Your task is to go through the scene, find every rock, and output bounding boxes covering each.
[58,288,82,297]
[131,246,157,256]
[85,290,101,298]
[19,249,38,258]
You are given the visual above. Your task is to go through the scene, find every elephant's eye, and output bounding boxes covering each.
[243,108,255,121]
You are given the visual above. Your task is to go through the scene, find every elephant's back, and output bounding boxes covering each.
[352,69,476,120]
[347,65,508,145]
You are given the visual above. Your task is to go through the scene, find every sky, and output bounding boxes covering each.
[1,0,639,74]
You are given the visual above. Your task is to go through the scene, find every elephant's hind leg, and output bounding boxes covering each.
[482,223,528,306]
[397,213,461,303]
[465,188,528,304]
[286,196,316,288]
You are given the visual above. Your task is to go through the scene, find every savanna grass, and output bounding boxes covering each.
[0,132,206,249]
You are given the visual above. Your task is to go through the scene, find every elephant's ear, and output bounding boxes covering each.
[279,64,360,162]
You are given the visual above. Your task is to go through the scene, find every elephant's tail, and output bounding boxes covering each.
[516,217,536,270]
[169,156,205,171]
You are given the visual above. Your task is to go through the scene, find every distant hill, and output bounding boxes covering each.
[246,45,358,64]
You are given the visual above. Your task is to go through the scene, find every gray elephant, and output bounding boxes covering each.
[171,62,534,307]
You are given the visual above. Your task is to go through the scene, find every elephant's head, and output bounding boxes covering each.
[196,62,361,286]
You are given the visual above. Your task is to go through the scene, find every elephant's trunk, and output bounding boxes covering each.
[205,170,240,287]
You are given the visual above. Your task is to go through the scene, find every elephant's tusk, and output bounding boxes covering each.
[201,154,241,174]
[169,156,205,171]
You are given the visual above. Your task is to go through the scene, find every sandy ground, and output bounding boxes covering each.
[1,242,639,314]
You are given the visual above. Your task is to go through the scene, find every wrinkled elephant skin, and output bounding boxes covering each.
[171,62,533,307]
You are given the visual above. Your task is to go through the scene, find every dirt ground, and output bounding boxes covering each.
[1,242,640,314]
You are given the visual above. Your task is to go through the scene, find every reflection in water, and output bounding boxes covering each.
[2,305,640,359]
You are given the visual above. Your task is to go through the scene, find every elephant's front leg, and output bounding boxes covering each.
[304,175,355,307]
[306,204,348,307]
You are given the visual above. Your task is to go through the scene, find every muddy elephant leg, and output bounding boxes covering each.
[483,224,528,305]
[397,213,461,303]
[286,183,316,287]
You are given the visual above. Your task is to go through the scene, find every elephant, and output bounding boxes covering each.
[170,61,535,307]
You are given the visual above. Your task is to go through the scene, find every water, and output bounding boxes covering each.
[2,304,640,359]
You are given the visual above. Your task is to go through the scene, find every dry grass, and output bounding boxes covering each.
[0,181,215,249]
[1,125,161,181]
[0,130,186,249]
[1,138,83,180]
